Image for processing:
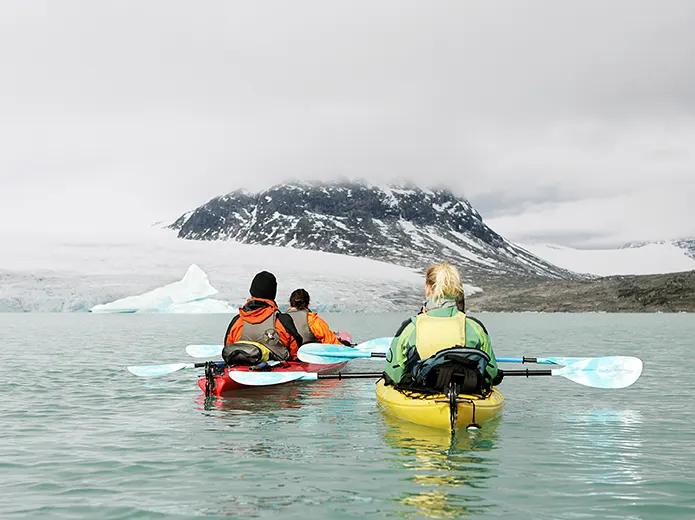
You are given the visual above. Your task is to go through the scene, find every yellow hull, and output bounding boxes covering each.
[375,379,504,430]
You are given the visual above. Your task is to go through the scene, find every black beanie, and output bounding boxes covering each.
[249,271,277,300]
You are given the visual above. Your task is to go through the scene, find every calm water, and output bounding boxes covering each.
[1,312,694,519]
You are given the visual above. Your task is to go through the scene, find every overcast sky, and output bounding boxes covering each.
[1,0,694,247]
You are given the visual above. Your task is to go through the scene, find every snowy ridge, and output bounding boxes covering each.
[521,242,695,276]
[170,181,574,283]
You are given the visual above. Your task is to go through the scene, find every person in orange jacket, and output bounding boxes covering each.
[224,271,303,360]
[286,288,344,345]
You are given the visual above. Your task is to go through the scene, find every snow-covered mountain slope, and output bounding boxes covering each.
[621,238,695,260]
[169,181,575,283]
[0,229,452,312]
[521,242,695,276]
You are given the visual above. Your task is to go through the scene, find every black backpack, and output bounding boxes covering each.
[398,347,491,396]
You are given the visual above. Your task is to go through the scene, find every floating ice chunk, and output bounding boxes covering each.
[166,298,235,313]
[89,264,222,313]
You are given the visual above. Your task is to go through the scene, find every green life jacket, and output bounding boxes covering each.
[384,303,498,386]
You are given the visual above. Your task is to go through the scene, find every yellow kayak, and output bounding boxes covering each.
[376,378,504,430]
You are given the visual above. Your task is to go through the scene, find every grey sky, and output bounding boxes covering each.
[1,0,694,247]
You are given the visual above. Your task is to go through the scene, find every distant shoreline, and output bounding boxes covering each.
[467,270,695,313]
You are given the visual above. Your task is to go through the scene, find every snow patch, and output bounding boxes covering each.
[521,242,695,276]
[424,229,498,268]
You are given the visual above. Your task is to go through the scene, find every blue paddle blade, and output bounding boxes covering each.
[538,356,593,365]
[297,344,372,364]
[127,362,193,377]
[297,337,394,364]
[227,371,318,386]
[354,337,393,354]
[185,344,224,358]
[552,356,643,389]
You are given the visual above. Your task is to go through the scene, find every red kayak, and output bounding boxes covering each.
[197,360,348,397]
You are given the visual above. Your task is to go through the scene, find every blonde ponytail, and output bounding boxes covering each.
[425,261,464,304]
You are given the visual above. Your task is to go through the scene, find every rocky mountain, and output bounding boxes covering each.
[673,238,695,260]
[169,181,576,284]
[467,270,695,313]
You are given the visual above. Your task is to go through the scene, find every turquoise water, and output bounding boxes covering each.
[1,312,694,519]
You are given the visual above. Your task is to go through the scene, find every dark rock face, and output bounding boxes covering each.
[170,181,576,283]
[467,270,695,312]
[674,238,695,260]
[621,238,695,260]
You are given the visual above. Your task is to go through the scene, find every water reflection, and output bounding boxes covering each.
[381,416,501,519]
[193,379,352,458]
[196,378,346,416]
[559,410,644,490]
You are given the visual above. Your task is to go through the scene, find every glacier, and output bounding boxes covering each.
[0,229,469,313]
[520,242,695,276]
[89,264,234,313]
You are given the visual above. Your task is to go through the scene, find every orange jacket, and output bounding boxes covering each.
[224,298,302,359]
[306,312,341,344]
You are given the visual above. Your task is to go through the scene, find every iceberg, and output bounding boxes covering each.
[89,264,234,313]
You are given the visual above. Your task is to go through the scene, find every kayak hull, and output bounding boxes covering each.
[375,379,504,430]
[198,361,348,397]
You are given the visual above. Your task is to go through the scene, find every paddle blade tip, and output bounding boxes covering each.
[228,371,316,386]
[126,363,188,377]
[185,344,223,358]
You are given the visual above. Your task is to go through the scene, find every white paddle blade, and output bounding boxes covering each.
[127,363,191,377]
[227,371,318,386]
[186,344,223,358]
[354,337,393,354]
[553,356,643,389]
[297,344,371,364]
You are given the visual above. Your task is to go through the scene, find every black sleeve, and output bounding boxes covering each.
[393,317,412,338]
[277,312,304,347]
[223,315,240,345]
[467,315,489,335]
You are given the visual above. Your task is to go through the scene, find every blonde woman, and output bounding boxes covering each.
[383,261,501,392]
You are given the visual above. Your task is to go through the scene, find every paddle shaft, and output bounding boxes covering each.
[317,372,383,379]
[314,369,556,379]
[503,369,552,377]
[498,357,551,364]
[299,346,561,366]
[333,352,545,364]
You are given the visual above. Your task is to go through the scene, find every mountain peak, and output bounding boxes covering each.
[169,180,574,283]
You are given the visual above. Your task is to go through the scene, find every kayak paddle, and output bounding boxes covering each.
[504,355,643,388]
[297,343,387,364]
[296,343,597,366]
[228,371,383,386]
[127,361,224,377]
[185,344,226,358]
[227,356,643,389]
[185,337,394,359]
